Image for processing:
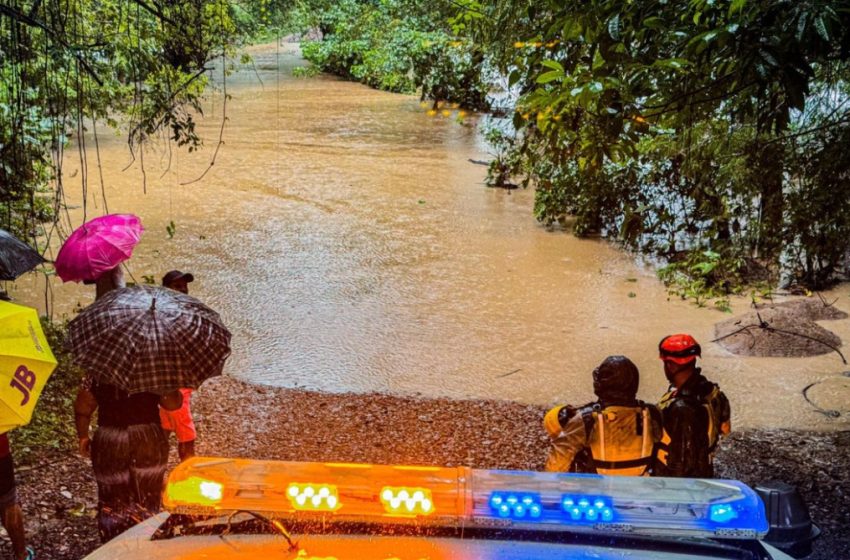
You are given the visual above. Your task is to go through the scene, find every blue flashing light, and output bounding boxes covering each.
[560,495,614,523]
[471,470,767,538]
[488,492,542,520]
[710,503,738,523]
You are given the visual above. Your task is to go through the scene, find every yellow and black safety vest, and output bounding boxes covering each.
[576,403,660,476]
[656,383,731,467]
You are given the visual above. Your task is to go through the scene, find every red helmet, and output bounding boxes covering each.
[659,334,701,364]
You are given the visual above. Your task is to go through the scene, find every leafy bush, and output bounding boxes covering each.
[658,251,745,312]
[458,0,850,302]
[11,319,85,464]
[294,0,488,108]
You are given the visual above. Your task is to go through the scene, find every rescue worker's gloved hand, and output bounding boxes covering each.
[592,355,639,405]
[543,405,575,438]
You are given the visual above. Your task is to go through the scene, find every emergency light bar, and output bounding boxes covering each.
[164,457,769,540]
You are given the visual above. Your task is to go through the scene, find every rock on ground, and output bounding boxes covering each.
[3,376,847,559]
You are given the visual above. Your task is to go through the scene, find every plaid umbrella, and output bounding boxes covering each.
[0,229,45,281]
[66,285,231,394]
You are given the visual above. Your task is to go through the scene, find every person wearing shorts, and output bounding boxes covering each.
[159,388,196,461]
[160,270,198,461]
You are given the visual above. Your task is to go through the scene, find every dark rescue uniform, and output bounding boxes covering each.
[544,401,663,476]
[656,370,731,478]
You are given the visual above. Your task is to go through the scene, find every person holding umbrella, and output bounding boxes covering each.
[68,285,231,542]
[73,375,182,541]
[0,301,59,560]
[54,214,141,300]
[0,228,46,303]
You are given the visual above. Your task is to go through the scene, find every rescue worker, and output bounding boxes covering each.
[543,356,662,476]
[656,334,731,478]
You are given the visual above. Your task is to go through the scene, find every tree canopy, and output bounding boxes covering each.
[4,0,850,302]
[0,0,289,242]
[295,0,850,300]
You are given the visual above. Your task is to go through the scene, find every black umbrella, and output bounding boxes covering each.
[66,285,232,394]
[0,229,45,281]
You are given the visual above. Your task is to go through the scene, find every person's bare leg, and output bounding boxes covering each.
[2,502,28,560]
[177,440,195,462]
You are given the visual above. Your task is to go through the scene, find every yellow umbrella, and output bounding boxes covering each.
[0,301,57,433]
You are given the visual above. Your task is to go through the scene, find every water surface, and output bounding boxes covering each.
[10,43,850,431]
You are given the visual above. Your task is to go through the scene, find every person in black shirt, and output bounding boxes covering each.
[656,334,731,478]
[74,379,183,542]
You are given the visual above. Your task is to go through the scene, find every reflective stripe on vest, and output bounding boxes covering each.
[581,405,656,477]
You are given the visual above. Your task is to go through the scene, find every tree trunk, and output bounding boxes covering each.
[751,142,785,263]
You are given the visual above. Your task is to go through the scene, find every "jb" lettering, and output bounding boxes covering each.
[10,365,36,406]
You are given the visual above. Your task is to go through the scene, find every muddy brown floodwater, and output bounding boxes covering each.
[8,42,850,431]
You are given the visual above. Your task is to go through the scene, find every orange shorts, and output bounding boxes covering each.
[159,388,196,443]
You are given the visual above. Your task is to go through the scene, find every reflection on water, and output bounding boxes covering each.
[9,43,850,431]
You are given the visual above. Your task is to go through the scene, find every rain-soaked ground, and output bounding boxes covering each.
[7,377,849,559]
[8,42,850,432]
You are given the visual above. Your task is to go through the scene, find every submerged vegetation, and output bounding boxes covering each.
[2,1,850,306]
[293,0,850,303]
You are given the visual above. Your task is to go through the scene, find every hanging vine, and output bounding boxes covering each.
[0,0,243,242]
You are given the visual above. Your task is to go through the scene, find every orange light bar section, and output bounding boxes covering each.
[164,457,468,523]
[380,487,434,516]
[287,483,341,512]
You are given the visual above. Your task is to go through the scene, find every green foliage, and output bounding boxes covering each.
[782,108,850,287]
[292,0,488,108]
[483,125,523,189]
[0,0,243,239]
[11,319,85,464]
[460,0,850,299]
[658,250,744,311]
[231,0,297,43]
[292,65,321,78]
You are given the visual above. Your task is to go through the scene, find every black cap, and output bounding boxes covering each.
[162,270,194,287]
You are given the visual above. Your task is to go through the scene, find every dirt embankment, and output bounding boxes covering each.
[715,298,848,358]
[4,377,848,559]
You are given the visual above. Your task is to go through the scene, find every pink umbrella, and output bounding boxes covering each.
[55,214,144,282]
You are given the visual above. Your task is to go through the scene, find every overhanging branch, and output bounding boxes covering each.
[0,4,104,86]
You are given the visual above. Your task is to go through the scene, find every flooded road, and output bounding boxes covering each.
[9,43,850,431]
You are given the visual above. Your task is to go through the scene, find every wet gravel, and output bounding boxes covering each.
[4,376,848,559]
